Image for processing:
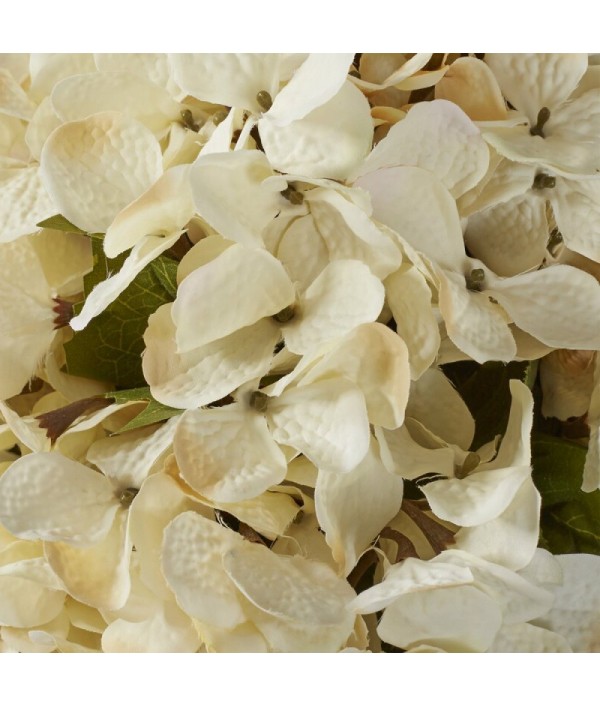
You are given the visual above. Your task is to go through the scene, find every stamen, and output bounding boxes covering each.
[281,185,304,205]
[256,90,273,112]
[465,268,485,292]
[547,228,564,256]
[273,305,295,323]
[180,109,200,132]
[249,390,269,412]
[212,109,229,125]
[532,173,556,190]
[119,487,139,508]
[530,106,551,137]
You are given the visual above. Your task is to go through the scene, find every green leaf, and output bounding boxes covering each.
[532,433,600,555]
[105,387,153,404]
[118,398,181,433]
[64,238,177,388]
[36,214,86,234]
[148,257,178,300]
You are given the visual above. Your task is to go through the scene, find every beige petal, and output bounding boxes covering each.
[29,54,97,101]
[0,166,55,243]
[376,425,455,481]
[492,623,572,653]
[551,177,600,263]
[0,68,36,120]
[0,452,118,545]
[172,244,294,353]
[276,214,328,294]
[31,229,92,298]
[283,260,384,355]
[39,112,163,234]
[94,54,178,95]
[259,81,373,180]
[315,440,404,576]
[174,407,287,503]
[24,97,61,162]
[161,511,246,629]
[485,380,533,470]
[0,560,65,628]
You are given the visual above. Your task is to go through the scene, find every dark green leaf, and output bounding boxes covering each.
[36,214,86,233]
[105,386,153,404]
[118,398,181,433]
[148,257,178,300]
[64,238,177,388]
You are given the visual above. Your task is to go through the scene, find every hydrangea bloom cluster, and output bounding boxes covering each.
[1,52,600,652]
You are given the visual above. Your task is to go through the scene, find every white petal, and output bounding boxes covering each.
[267,54,354,126]
[275,214,329,293]
[223,541,356,625]
[29,54,97,101]
[69,232,179,331]
[269,378,370,474]
[190,150,286,247]
[44,507,131,611]
[376,425,455,481]
[176,235,233,285]
[406,367,475,450]
[492,623,572,653]
[172,244,294,353]
[350,558,474,614]
[356,166,467,272]
[174,407,287,503]
[551,177,600,263]
[283,260,384,355]
[315,440,404,576]
[0,167,55,243]
[355,99,489,198]
[143,304,279,410]
[0,453,117,545]
[94,54,178,95]
[300,322,410,429]
[51,71,181,134]
[259,81,373,180]
[485,54,587,124]
[104,165,194,257]
[0,68,36,120]
[423,465,531,527]
[39,112,163,234]
[31,229,92,298]
[161,511,246,629]
[485,379,533,470]
[24,97,62,162]
[489,265,600,350]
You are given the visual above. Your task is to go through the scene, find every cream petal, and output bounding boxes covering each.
[0,453,118,545]
[283,260,384,355]
[378,583,502,652]
[485,380,533,470]
[0,68,36,120]
[315,440,404,576]
[406,367,475,450]
[143,305,279,410]
[161,511,246,629]
[485,54,587,124]
[94,54,178,95]
[551,177,600,263]
[489,265,600,350]
[355,99,489,198]
[268,378,370,474]
[31,229,92,298]
[176,235,234,285]
[492,623,572,653]
[465,190,549,276]
[44,507,131,612]
[423,465,531,527]
[267,54,354,125]
[356,166,467,272]
[29,54,97,101]
[549,88,600,149]
[174,407,287,503]
[39,112,163,234]
[0,401,50,453]
[276,214,328,294]
[169,53,282,112]
[0,166,55,243]
[104,165,194,257]
[222,540,356,625]
[189,150,286,248]
[259,81,373,180]
[376,425,456,481]
[438,268,517,364]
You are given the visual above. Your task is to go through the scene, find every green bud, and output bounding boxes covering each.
[119,487,139,508]
[256,90,273,112]
[465,268,485,292]
[249,390,269,413]
[530,106,551,137]
[273,305,295,323]
[532,173,556,190]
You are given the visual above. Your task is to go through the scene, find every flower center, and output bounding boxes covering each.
[256,90,273,112]
[529,106,551,138]
[465,268,485,292]
[532,173,556,190]
[273,305,296,323]
[118,487,139,508]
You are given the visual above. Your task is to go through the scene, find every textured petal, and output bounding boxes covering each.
[161,511,246,629]
[423,465,531,527]
[39,112,163,234]
[190,150,286,247]
[69,231,180,331]
[143,305,279,410]
[0,68,36,120]
[0,167,55,243]
[283,260,384,355]
[438,268,517,364]
[223,541,356,625]
[465,190,549,276]
[267,54,354,125]
[300,322,410,429]
[378,584,502,652]
[485,54,587,124]
[269,378,370,474]
[435,57,507,121]
[489,265,600,350]
[492,623,572,653]
[44,507,131,611]
[173,244,294,353]
[51,71,181,134]
[377,425,455,481]
[350,558,474,614]
[551,177,600,263]
[406,367,475,450]
[259,81,373,180]
[31,229,92,297]
[0,453,118,545]
[24,97,62,162]
[356,166,467,272]
[174,407,287,503]
[104,165,194,257]
[355,100,489,198]
[315,440,404,576]
[540,349,595,421]
[275,214,329,293]
[170,53,282,112]
[29,53,97,101]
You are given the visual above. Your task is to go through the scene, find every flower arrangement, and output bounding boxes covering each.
[0,52,599,653]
